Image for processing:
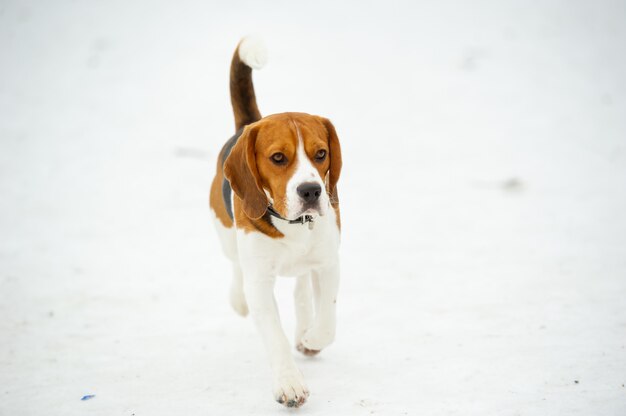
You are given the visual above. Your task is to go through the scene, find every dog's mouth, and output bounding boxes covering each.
[294,201,328,219]
[300,208,320,218]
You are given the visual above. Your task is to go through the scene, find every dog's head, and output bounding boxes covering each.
[224,112,342,221]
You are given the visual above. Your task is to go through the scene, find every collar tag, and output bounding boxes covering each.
[267,205,315,229]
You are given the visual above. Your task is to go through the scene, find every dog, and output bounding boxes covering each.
[209,36,342,408]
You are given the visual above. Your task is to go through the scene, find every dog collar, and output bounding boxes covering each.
[266,205,315,230]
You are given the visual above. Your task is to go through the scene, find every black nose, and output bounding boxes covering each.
[297,182,322,203]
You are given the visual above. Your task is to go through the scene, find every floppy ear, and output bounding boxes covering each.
[318,117,342,194]
[223,123,268,220]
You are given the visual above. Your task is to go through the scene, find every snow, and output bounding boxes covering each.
[1,0,625,414]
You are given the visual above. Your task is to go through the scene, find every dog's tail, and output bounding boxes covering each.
[230,36,267,132]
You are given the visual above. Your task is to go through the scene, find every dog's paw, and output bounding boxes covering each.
[296,342,320,356]
[301,325,334,351]
[229,286,248,317]
[273,371,309,408]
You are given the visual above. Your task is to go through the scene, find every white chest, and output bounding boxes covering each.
[236,210,340,277]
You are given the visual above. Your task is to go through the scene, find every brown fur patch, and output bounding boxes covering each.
[230,43,262,131]
[224,124,269,220]
[215,112,342,238]
[233,195,283,238]
[251,113,339,220]
[209,148,233,228]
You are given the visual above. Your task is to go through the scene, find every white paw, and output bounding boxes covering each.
[273,370,309,408]
[229,286,248,317]
[301,325,335,351]
[296,342,320,356]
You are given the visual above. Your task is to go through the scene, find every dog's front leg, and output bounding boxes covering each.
[243,271,309,407]
[301,260,340,351]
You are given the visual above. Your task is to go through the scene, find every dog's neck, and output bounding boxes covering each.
[269,207,336,242]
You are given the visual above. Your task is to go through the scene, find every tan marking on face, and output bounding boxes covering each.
[293,118,331,183]
[253,115,299,217]
[221,112,342,236]
[254,113,333,218]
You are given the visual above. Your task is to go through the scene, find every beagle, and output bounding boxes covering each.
[209,36,342,408]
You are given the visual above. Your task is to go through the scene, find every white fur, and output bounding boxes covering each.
[211,212,249,316]
[237,208,340,406]
[212,197,340,407]
[238,35,268,70]
[294,275,314,346]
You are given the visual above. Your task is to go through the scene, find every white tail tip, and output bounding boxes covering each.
[238,35,268,70]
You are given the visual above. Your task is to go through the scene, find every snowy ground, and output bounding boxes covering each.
[1,1,625,414]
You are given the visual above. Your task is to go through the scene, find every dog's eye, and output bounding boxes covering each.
[271,152,287,165]
[315,149,327,161]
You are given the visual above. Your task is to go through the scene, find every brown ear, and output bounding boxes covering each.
[318,117,342,194]
[223,123,268,219]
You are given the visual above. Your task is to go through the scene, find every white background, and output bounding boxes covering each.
[1,1,625,414]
